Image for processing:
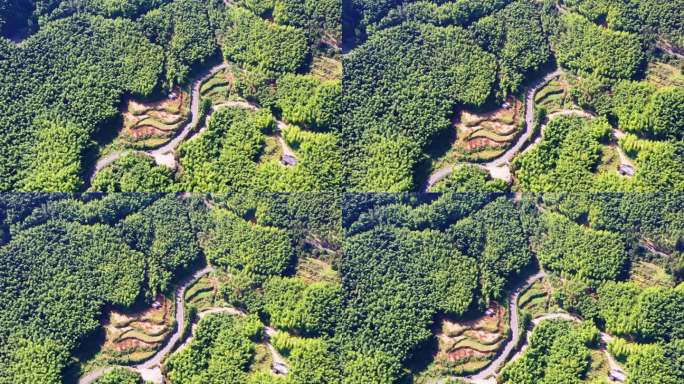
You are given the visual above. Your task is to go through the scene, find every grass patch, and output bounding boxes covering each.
[646,62,684,88]
[470,129,517,142]
[586,349,610,381]
[469,149,506,162]
[629,261,675,288]
[116,329,167,344]
[295,257,339,283]
[453,338,502,352]
[310,56,342,81]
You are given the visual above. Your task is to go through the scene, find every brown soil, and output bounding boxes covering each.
[113,338,156,352]
[447,348,490,362]
[118,88,188,145]
[465,137,504,151]
[454,98,522,154]
[464,329,502,344]
[127,126,169,140]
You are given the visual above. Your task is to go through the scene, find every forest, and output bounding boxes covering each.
[1,0,683,382]
[1,192,681,383]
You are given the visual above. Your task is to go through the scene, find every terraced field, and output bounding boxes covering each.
[417,303,508,381]
[84,296,174,369]
[295,257,339,283]
[184,273,223,312]
[199,66,237,105]
[518,278,555,319]
[117,91,190,149]
[646,61,684,88]
[432,99,523,169]
[534,74,575,114]
[310,56,342,81]
[629,261,675,288]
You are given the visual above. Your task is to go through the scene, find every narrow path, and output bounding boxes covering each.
[78,265,214,384]
[147,63,230,164]
[454,299,626,384]
[611,129,636,172]
[638,240,673,259]
[526,314,625,382]
[276,120,297,160]
[425,69,561,191]
[658,40,684,60]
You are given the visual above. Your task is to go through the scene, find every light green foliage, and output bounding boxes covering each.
[342,224,478,365]
[632,141,684,192]
[288,338,342,384]
[48,0,170,19]
[625,343,680,384]
[371,0,513,31]
[0,15,163,190]
[632,287,684,341]
[355,135,422,192]
[263,277,342,336]
[276,74,342,131]
[598,282,684,342]
[536,212,627,285]
[91,153,175,193]
[165,313,255,384]
[206,209,293,283]
[19,118,91,192]
[5,338,68,384]
[298,281,342,336]
[179,108,273,192]
[597,282,641,336]
[513,117,614,192]
[432,166,509,193]
[341,350,402,384]
[120,196,204,296]
[141,0,218,86]
[613,82,684,140]
[93,368,142,384]
[563,0,684,46]
[343,21,497,190]
[220,6,309,78]
[0,214,147,381]
[471,0,551,96]
[257,127,343,192]
[448,196,531,303]
[556,13,643,80]
[502,320,593,384]
[274,0,341,39]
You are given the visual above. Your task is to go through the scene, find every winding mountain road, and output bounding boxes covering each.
[90,63,228,181]
[441,270,625,384]
[78,265,214,384]
[425,69,561,191]
[436,271,546,384]
[658,41,684,60]
[89,62,299,184]
[80,267,290,384]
